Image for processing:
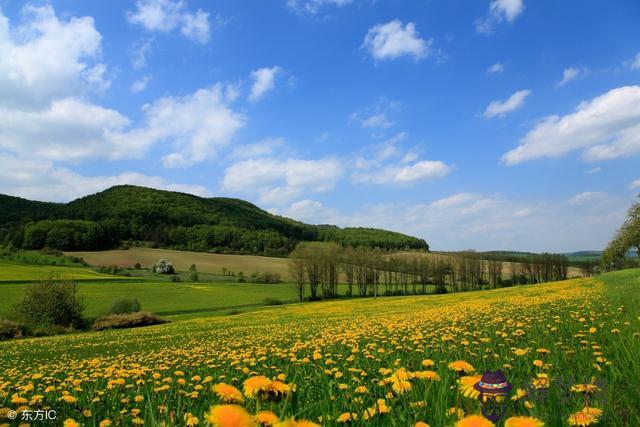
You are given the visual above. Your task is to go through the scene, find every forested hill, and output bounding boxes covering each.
[0,185,428,256]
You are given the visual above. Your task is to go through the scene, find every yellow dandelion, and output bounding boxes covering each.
[504,416,545,427]
[213,383,245,403]
[455,414,495,427]
[448,360,475,373]
[206,405,255,427]
[255,410,279,426]
[336,412,357,423]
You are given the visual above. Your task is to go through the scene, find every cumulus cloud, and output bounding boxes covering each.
[147,85,246,167]
[362,20,432,61]
[502,86,640,165]
[0,84,245,167]
[130,38,153,69]
[629,52,640,70]
[230,138,285,159]
[0,154,211,202]
[568,191,606,206]
[483,89,531,118]
[0,4,108,109]
[487,62,505,74]
[131,75,151,93]
[353,160,451,185]
[127,0,210,43]
[222,157,344,205]
[286,0,354,14]
[278,191,629,252]
[476,0,524,34]
[351,134,451,185]
[630,179,640,190]
[249,66,281,102]
[557,67,588,87]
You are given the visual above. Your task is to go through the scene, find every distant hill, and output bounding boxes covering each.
[0,185,428,256]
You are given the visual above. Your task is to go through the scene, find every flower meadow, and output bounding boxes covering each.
[1,270,639,426]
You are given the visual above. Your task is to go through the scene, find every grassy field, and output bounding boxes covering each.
[66,247,293,279]
[0,270,638,426]
[0,259,124,282]
[0,280,298,320]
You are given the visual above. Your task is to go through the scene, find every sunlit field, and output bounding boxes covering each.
[1,270,639,426]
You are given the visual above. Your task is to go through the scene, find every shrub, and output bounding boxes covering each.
[92,312,168,331]
[11,276,85,328]
[152,259,175,274]
[170,274,181,282]
[107,297,141,315]
[189,264,198,281]
[134,262,142,270]
[0,319,24,340]
[263,297,284,306]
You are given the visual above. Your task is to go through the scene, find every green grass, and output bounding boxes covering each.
[0,280,298,319]
[0,259,123,282]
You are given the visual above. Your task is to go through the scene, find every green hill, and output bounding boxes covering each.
[0,185,428,255]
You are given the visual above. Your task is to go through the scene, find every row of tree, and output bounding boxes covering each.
[602,196,640,271]
[288,243,570,301]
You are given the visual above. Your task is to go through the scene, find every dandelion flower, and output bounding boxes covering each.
[455,414,495,427]
[213,383,245,403]
[337,412,357,423]
[206,405,254,427]
[243,376,271,399]
[505,416,545,427]
[255,410,279,426]
[448,360,475,374]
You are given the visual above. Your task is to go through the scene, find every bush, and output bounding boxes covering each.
[152,259,175,274]
[11,276,85,328]
[92,311,168,331]
[263,297,283,306]
[107,297,141,315]
[170,274,181,282]
[0,319,24,340]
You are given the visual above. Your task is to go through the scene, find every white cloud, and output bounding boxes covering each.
[286,0,354,15]
[483,89,531,118]
[0,154,211,202]
[127,0,210,43]
[585,167,601,175]
[230,138,285,159]
[277,199,341,223]
[0,84,245,167]
[131,75,151,93]
[630,52,640,70]
[557,67,588,87]
[476,0,525,34]
[487,62,505,74]
[282,191,630,253]
[353,160,451,185]
[130,38,153,69]
[146,85,246,167]
[222,157,344,205]
[0,4,106,109]
[362,20,432,61]
[249,66,281,102]
[630,179,640,190]
[361,113,394,129]
[568,191,605,206]
[502,86,640,165]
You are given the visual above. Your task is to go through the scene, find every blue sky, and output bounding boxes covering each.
[1,0,639,252]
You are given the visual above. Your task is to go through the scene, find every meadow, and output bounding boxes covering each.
[0,269,638,426]
[0,260,125,283]
[65,248,293,280]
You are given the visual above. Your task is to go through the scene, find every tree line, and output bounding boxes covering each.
[602,196,640,271]
[288,243,570,302]
[0,186,428,255]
